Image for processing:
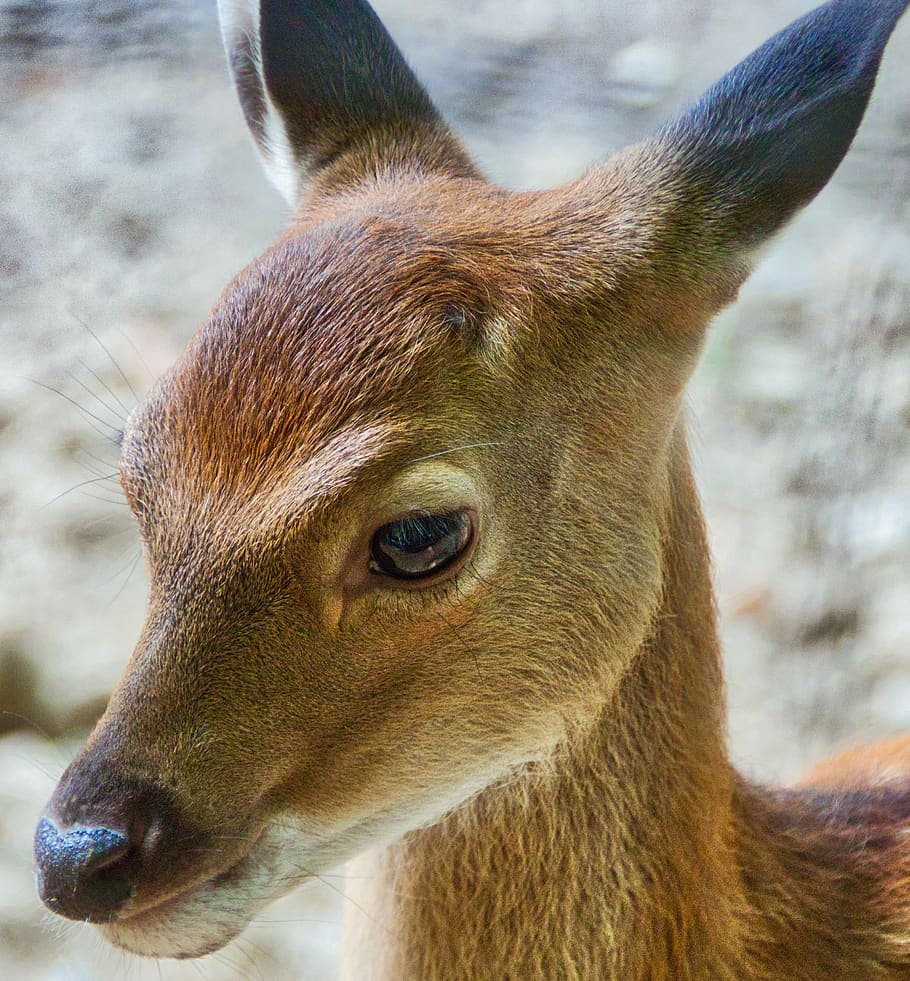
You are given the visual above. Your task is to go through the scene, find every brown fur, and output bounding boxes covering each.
[38,1,910,975]
[342,433,910,980]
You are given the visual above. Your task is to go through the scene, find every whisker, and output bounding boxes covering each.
[283,863,398,942]
[74,452,117,480]
[78,438,122,467]
[0,715,74,775]
[99,526,141,544]
[412,440,506,463]
[116,326,154,385]
[187,957,210,981]
[106,552,143,607]
[0,711,56,744]
[79,512,127,533]
[437,609,484,686]
[71,312,140,403]
[42,473,121,509]
[77,356,133,417]
[68,369,126,429]
[209,946,257,981]
[98,539,143,588]
[7,752,64,786]
[248,917,339,925]
[230,935,274,981]
[27,377,122,437]
[461,556,494,592]
[79,491,130,507]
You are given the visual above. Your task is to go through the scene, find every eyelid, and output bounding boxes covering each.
[337,462,486,597]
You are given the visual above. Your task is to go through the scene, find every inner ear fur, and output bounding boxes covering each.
[219,0,480,205]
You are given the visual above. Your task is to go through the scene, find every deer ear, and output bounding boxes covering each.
[217,0,479,205]
[625,0,908,297]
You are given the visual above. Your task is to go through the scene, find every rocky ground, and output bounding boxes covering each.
[1,0,909,978]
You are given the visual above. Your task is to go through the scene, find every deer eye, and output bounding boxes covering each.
[369,511,473,580]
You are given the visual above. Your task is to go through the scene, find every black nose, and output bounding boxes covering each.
[36,763,207,924]
[34,816,135,921]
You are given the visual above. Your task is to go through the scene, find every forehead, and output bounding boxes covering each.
[126,192,497,509]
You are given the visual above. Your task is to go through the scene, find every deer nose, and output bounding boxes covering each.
[34,816,136,921]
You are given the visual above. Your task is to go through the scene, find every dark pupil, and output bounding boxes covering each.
[371,512,470,579]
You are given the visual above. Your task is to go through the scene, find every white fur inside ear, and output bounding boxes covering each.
[217,0,302,206]
[262,104,302,206]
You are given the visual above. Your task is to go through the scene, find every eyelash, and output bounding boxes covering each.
[369,510,472,580]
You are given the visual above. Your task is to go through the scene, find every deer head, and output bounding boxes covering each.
[34,0,908,962]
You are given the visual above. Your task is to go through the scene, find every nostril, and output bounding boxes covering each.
[35,816,135,922]
[89,835,131,872]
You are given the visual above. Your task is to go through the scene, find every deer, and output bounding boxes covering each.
[32,0,910,977]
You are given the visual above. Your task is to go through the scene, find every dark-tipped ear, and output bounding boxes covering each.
[648,0,907,280]
[218,0,480,204]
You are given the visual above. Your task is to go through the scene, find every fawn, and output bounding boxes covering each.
[34,0,910,977]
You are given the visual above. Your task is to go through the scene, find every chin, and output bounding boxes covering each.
[90,789,474,959]
[98,816,335,959]
[100,898,251,959]
[98,834,295,959]
[93,814,375,959]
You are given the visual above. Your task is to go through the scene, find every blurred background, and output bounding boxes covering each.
[1,0,909,977]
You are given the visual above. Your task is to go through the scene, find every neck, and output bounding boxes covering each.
[341,426,910,980]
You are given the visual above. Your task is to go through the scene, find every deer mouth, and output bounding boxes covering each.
[97,826,294,959]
